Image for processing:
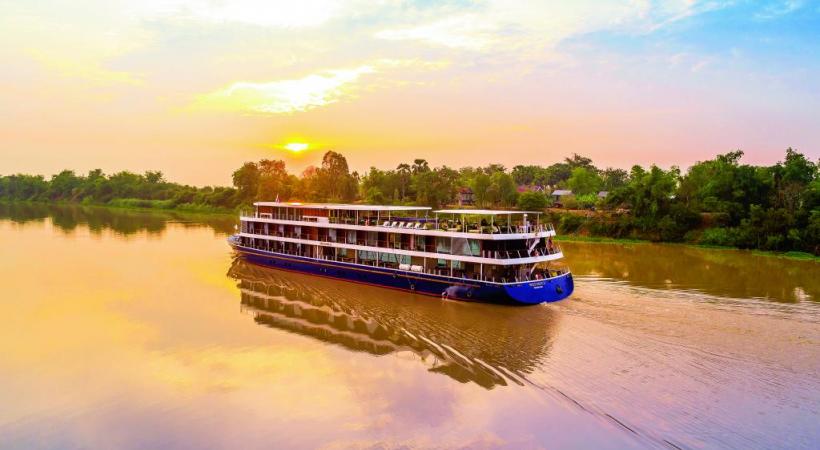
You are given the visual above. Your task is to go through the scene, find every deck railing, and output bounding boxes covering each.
[240,213,556,235]
[240,231,562,260]
[235,239,569,284]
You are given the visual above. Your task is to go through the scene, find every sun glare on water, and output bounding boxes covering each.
[284,143,309,153]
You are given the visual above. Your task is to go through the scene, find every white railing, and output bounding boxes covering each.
[233,239,570,284]
[240,213,556,236]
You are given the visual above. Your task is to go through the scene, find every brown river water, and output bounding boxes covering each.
[1,203,818,449]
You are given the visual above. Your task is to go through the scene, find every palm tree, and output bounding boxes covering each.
[412,159,430,174]
[396,163,411,201]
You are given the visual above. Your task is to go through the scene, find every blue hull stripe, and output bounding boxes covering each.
[231,244,573,305]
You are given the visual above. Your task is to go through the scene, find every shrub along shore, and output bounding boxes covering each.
[1,148,817,255]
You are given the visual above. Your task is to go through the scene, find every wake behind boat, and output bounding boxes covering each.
[228,202,573,305]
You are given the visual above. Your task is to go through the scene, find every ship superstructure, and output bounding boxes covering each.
[229,202,573,304]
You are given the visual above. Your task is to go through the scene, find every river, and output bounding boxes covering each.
[0,203,817,449]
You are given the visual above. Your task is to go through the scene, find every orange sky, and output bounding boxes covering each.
[1,1,818,185]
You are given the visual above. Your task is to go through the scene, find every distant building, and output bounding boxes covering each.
[597,191,609,199]
[550,189,573,203]
[516,184,547,194]
[457,187,474,206]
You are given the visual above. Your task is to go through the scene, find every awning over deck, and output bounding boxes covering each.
[254,202,430,212]
[433,209,541,215]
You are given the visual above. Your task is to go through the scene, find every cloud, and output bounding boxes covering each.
[26,49,143,85]
[374,1,734,53]
[375,15,497,50]
[192,65,376,114]
[755,0,805,19]
[146,0,346,28]
[190,58,447,114]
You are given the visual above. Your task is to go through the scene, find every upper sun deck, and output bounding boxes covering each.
[245,202,554,238]
[253,202,430,212]
[434,209,541,215]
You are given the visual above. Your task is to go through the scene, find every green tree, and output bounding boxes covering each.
[232,162,260,202]
[567,167,603,196]
[316,151,357,202]
[396,163,411,201]
[257,159,291,201]
[412,159,430,174]
[517,191,548,211]
[470,173,492,207]
[601,168,628,190]
[490,171,518,207]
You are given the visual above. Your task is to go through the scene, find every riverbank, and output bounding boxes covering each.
[1,198,240,216]
[3,200,815,261]
[555,234,820,261]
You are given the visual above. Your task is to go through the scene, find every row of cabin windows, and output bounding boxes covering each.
[243,222,484,256]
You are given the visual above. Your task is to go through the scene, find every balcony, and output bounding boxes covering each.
[240,212,555,236]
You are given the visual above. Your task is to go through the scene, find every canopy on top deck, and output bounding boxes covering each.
[254,202,431,212]
[433,209,541,215]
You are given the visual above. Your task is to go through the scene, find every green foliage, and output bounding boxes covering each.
[558,214,585,233]
[470,173,492,207]
[517,191,548,211]
[561,195,579,210]
[601,168,628,190]
[567,167,603,196]
[1,169,240,211]
[575,193,598,209]
[1,147,816,254]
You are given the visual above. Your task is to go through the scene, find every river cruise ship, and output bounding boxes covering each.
[228,202,573,305]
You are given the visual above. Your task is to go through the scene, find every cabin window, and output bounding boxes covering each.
[452,238,480,256]
[347,230,357,244]
[358,250,377,261]
[414,236,426,251]
[366,231,378,246]
[380,253,409,265]
[328,229,337,242]
[436,237,451,254]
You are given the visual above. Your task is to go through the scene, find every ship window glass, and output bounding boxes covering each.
[452,260,463,269]
[379,253,409,264]
[366,231,378,246]
[328,229,337,242]
[347,230,356,244]
[414,236,426,251]
[452,238,480,256]
[436,237,451,254]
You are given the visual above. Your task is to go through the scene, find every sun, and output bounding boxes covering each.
[284,142,309,153]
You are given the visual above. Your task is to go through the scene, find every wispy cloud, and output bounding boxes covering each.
[26,49,142,85]
[192,65,375,114]
[755,0,804,19]
[375,15,497,50]
[374,1,734,53]
[191,59,447,114]
[146,0,345,28]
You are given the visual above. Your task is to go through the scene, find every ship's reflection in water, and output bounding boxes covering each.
[228,258,560,389]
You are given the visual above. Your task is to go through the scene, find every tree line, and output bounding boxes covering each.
[1,148,817,254]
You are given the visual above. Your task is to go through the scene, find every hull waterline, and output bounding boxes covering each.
[230,242,573,306]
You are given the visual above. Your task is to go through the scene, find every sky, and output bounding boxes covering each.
[1,0,819,186]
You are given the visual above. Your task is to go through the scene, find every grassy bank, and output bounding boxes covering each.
[0,198,240,219]
[90,198,238,215]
